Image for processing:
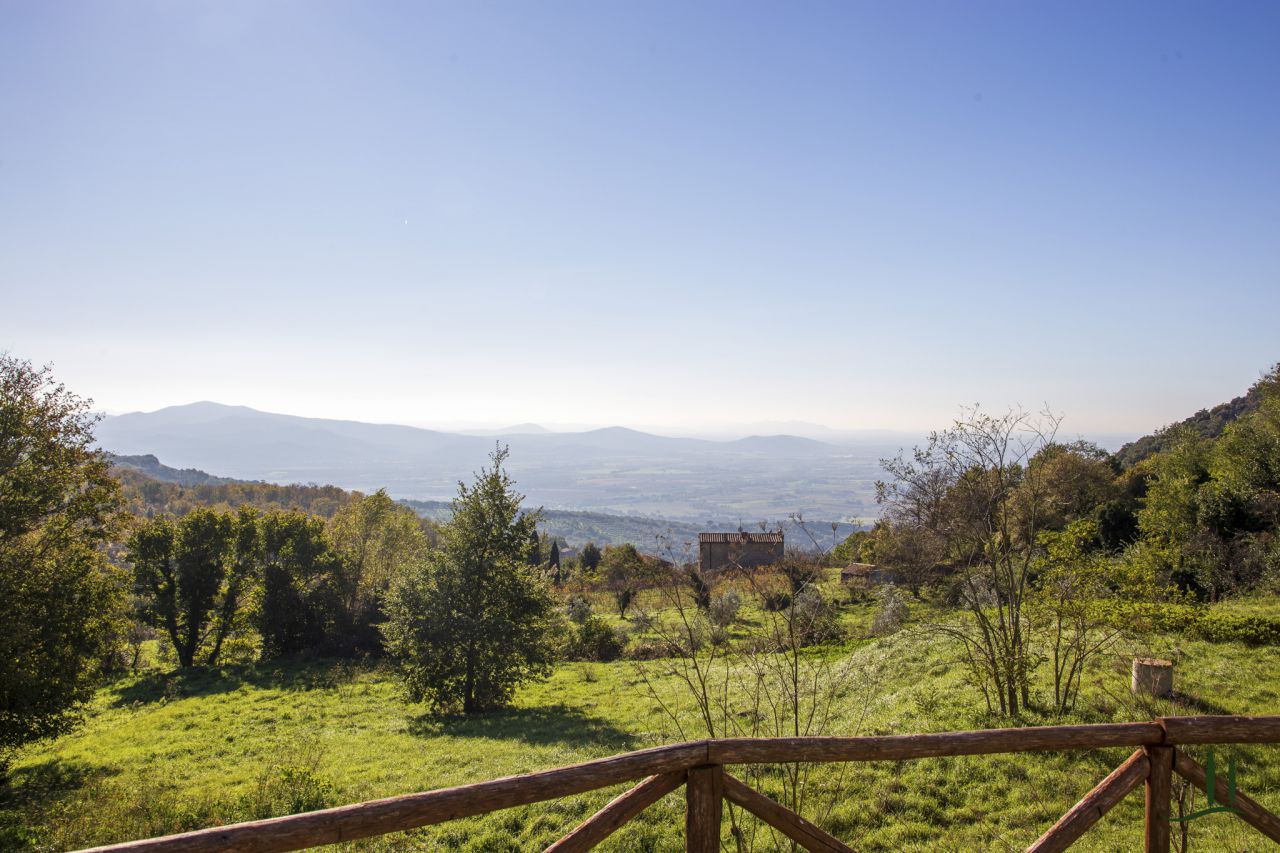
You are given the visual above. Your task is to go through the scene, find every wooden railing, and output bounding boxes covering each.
[82,715,1280,853]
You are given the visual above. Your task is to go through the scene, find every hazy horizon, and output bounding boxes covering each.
[95,397,1145,451]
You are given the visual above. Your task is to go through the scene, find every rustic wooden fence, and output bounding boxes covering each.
[82,715,1280,853]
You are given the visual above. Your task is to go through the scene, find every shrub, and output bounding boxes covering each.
[709,589,742,628]
[563,615,625,662]
[1095,601,1280,646]
[566,596,593,625]
[761,590,792,612]
[790,587,843,646]
[871,584,910,636]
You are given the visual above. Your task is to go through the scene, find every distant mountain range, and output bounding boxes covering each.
[107,452,858,553]
[95,402,905,522]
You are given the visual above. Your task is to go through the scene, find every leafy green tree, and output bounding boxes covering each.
[328,490,430,654]
[257,511,344,659]
[601,543,647,616]
[1,356,127,760]
[579,541,602,574]
[210,506,261,665]
[130,508,237,667]
[383,446,559,713]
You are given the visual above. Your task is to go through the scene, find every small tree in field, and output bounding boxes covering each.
[383,446,560,713]
[602,542,647,617]
[130,508,239,667]
[1,356,126,762]
[579,541,602,574]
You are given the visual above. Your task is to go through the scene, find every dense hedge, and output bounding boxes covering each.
[1096,601,1280,646]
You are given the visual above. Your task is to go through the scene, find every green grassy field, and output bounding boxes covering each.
[5,600,1280,851]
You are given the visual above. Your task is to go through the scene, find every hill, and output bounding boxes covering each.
[106,453,238,486]
[1115,364,1279,468]
[95,402,895,521]
[107,455,859,555]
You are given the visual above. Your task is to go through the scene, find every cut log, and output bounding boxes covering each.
[1173,749,1280,844]
[1132,659,1173,698]
[545,771,685,853]
[721,772,854,853]
[1026,749,1150,853]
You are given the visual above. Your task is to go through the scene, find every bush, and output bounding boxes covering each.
[1095,601,1280,645]
[790,587,843,646]
[563,615,625,662]
[566,596,592,625]
[871,584,909,636]
[761,590,792,612]
[709,590,742,628]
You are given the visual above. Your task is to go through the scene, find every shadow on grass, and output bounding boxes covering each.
[0,757,106,806]
[110,657,369,708]
[0,756,112,849]
[408,705,635,752]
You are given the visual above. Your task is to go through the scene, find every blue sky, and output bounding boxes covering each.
[1,1,1277,436]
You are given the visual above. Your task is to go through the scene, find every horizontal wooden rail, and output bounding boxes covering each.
[710,721,1165,764]
[84,742,707,853]
[79,716,1280,853]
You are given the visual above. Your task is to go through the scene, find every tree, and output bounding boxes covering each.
[1031,520,1132,715]
[130,509,237,667]
[328,490,430,654]
[382,446,560,713]
[1,355,127,761]
[579,541,602,574]
[878,407,1063,716]
[257,511,344,659]
[549,540,562,585]
[602,543,647,617]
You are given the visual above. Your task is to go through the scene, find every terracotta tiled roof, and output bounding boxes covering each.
[698,532,784,544]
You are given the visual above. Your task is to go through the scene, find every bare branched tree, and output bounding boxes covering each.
[877,406,1062,716]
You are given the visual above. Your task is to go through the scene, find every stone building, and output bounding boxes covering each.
[698,531,784,573]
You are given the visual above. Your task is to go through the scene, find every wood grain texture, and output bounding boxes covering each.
[1144,746,1173,853]
[74,716,1280,853]
[1173,749,1280,844]
[1025,750,1149,853]
[79,742,708,853]
[710,722,1164,765]
[1159,715,1280,745]
[544,772,685,853]
[721,773,854,853]
[685,766,723,853]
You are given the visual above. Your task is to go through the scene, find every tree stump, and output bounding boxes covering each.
[1132,658,1173,698]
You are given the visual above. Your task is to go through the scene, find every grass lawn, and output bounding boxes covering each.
[4,605,1280,851]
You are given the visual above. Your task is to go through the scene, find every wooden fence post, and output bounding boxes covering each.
[686,765,723,853]
[1145,745,1173,853]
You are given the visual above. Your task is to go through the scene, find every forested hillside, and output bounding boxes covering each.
[1114,365,1277,468]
